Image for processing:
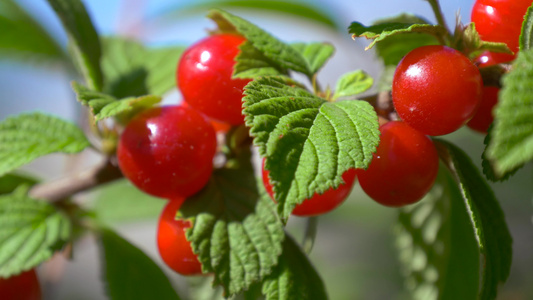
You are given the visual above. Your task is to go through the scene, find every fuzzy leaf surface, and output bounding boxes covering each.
[396,168,480,300]
[180,150,285,296]
[348,21,446,50]
[0,0,65,62]
[99,228,180,300]
[208,9,312,77]
[72,81,161,122]
[291,42,334,74]
[435,140,512,300]
[262,234,327,300]
[101,38,185,97]
[0,113,90,177]
[334,70,373,99]
[46,0,103,90]
[372,14,438,66]
[485,49,533,177]
[0,192,71,277]
[520,5,533,51]
[243,77,379,219]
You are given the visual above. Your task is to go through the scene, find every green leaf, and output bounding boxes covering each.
[0,0,65,62]
[101,37,186,97]
[0,173,38,195]
[348,21,446,50]
[262,234,328,300]
[46,0,103,90]
[243,77,380,220]
[291,42,335,74]
[519,5,533,51]
[435,139,512,300]
[234,41,288,79]
[0,192,71,277]
[0,113,90,177]
[372,14,438,66]
[92,179,165,224]
[98,228,180,300]
[180,150,285,296]
[72,81,161,122]
[395,168,480,300]
[485,49,533,177]
[462,23,513,58]
[97,95,161,122]
[158,0,340,30]
[482,129,518,182]
[333,70,373,99]
[208,9,313,77]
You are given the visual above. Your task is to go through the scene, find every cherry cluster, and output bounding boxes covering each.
[111,0,529,279]
[358,0,530,206]
[117,34,250,276]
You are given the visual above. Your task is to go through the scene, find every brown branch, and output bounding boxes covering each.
[29,160,123,203]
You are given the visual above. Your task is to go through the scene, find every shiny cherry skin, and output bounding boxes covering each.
[157,198,203,276]
[262,158,357,216]
[467,86,499,134]
[471,0,531,54]
[356,121,439,207]
[177,34,251,125]
[117,105,217,198]
[392,45,482,136]
[474,50,514,68]
[0,269,42,300]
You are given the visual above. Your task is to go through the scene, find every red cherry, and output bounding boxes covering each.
[177,34,251,125]
[471,0,531,54]
[356,121,439,207]
[467,86,499,134]
[117,105,217,198]
[392,45,482,136]
[474,50,514,68]
[157,198,203,276]
[0,269,42,300]
[262,158,357,216]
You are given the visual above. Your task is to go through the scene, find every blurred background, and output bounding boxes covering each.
[1,0,532,299]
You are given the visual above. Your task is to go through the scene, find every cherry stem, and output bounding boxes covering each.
[302,216,319,254]
[427,0,452,44]
[312,74,323,95]
[29,159,123,203]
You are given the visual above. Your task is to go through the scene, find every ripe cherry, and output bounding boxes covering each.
[467,86,499,134]
[117,105,217,198]
[471,0,531,54]
[262,158,357,216]
[392,45,482,136]
[0,269,42,300]
[356,121,439,207]
[474,50,514,68]
[177,34,251,125]
[157,198,203,276]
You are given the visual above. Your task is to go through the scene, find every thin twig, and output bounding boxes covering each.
[29,160,123,203]
[427,0,453,44]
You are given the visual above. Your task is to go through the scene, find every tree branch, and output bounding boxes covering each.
[29,160,123,203]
